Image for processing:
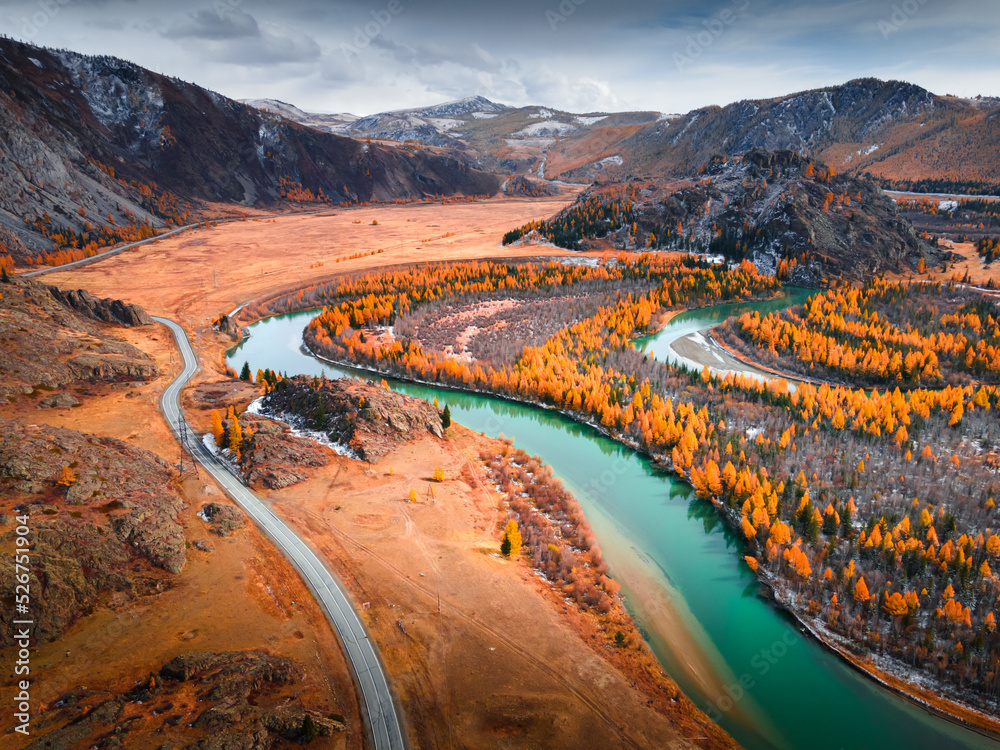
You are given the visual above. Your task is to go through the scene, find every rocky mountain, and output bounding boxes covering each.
[242,97,360,132]
[257,95,664,178]
[539,150,948,283]
[0,38,500,263]
[562,79,1000,192]
[324,95,510,147]
[263,79,1000,195]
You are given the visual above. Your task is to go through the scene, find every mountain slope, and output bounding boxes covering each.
[0,39,499,264]
[509,150,947,282]
[262,79,1000,193]
[564,79,1000,190]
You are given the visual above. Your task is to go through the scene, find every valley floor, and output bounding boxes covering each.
[22,194,739,748]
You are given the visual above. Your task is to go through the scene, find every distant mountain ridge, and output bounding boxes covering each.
[592,79,1000,187]
[267,79,1000,193]
[0,39,499,263]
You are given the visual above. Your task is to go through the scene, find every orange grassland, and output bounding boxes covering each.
[36,194,738,748]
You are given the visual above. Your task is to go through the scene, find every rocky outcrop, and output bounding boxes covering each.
[261,376,443,463]
[214,313,242,341]
[502,175,560,198]
[200,503,245,537]
[585,150,951,282]
[0,419,186,645]
[24,652,345,750]
[238,415,329,489]
[0,276,159,399]
[47,285,153,326]
[67,352,160,382]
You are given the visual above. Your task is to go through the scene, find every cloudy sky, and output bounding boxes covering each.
[1,0,997,115]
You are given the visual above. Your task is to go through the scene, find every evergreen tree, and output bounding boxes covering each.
[239,361,251,381]
[501,519,522,556]
[301,714,318,743]
[441,404,451,429]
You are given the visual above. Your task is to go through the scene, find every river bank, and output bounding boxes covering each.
[198,367,739,749]
[228,290,1000,750]
[234,308,1000,743]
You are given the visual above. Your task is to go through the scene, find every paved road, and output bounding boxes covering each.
[154,315,406,750]
[22,224,199,277]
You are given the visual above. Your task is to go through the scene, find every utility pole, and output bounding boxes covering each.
[177,418,198,479]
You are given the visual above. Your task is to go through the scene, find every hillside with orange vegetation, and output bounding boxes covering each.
[721,280,1000,387]
[270,254,1000,722]
[505,151,946,283]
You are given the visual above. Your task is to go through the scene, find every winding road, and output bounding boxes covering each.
[153,315,406,750]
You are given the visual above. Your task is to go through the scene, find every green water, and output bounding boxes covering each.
[634,288,814,374]
[228,303,995,750]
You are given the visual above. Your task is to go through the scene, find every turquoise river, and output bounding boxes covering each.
[227,292,995,750]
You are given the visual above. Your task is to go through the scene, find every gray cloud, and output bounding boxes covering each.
[163,8,260,40]
[0,0,995,116]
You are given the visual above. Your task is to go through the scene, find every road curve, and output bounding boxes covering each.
[153,315,406,750]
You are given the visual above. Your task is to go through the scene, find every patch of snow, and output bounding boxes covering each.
[597,155,623,167]
[29,57,43,68]
[939,200,958,212]
[575,115,607,126]
[657,112,681,121]
[745,427,764,440]
[505,137,555,148]
[246,397,360,460]
[857,143,881,156]
[202,432,220,456]
[428,117,463,131]
[471,112,497,119]
[530,109,554,118]
[514,120,578,137]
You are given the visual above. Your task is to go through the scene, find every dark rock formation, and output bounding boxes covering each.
[261,376,443,463]
[238,415,329,489]
[214,313,242,341]
[24,652,345,750]
[200,503,245,537]
[47,286,153,326]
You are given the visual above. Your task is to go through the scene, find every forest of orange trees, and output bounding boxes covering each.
[22,160,191,267]
[267,256,1000,709]
[720,280,1000,387]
